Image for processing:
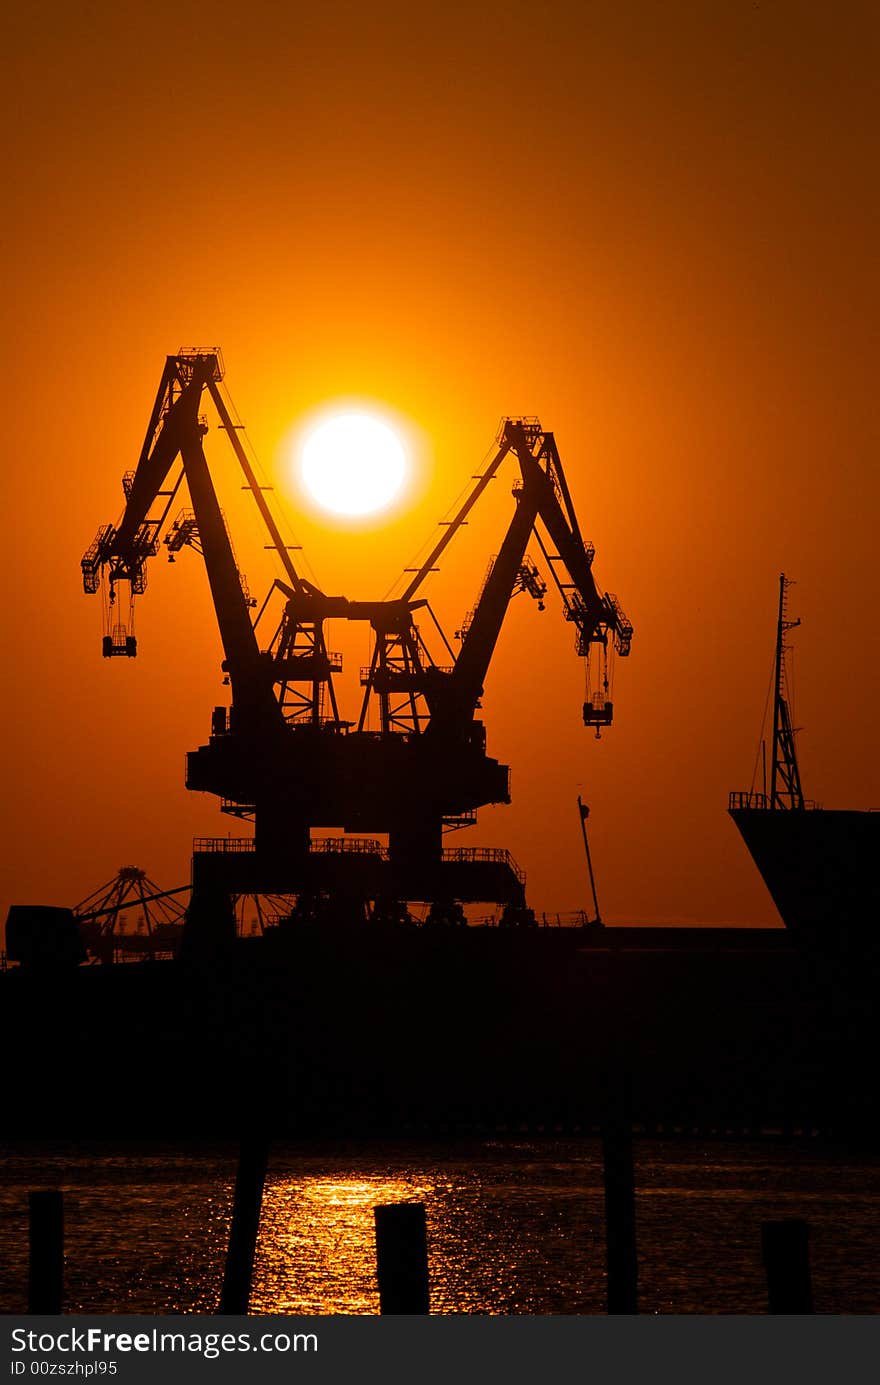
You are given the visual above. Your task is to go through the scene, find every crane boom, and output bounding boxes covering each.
[437,457,541,726]
[82,351,280,729]
[429,418,632,735]
[112,358,182,550]
[173,385,276,725]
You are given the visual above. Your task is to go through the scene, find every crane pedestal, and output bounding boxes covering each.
[188,838,526,944]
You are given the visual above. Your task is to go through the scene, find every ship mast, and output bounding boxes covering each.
[769,573,805,810]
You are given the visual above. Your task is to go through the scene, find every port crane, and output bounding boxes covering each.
[82,351,632,933]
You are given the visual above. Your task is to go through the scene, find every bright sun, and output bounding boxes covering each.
[299,411,408,517]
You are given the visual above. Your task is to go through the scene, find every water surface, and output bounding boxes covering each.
[1,1139,877,1314]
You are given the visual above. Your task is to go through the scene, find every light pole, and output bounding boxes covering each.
[577,795,602,925]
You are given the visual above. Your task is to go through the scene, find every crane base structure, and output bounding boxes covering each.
[81,350,632,950]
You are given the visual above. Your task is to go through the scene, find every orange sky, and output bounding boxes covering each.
[2,1,878,934]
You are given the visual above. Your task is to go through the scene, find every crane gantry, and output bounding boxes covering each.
[82,350,632,938]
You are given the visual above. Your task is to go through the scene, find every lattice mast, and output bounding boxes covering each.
[770,572,805,810]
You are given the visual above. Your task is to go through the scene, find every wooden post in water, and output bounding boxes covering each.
[602,1118,638,1314]
[761,1219,813,1313]
[374,1202,430,1314]
[29,1190,63,1314]
[601,1004,637,1316]
[219,1134,269,1314]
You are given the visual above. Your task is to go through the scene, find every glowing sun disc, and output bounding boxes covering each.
[300,412,407,517]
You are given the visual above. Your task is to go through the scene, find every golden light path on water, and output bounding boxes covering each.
[251,1175,437,1314]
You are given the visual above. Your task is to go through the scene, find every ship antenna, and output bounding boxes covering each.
[761,738,767,800]
[770,573,805,810]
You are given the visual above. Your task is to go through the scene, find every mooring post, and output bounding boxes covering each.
[219,1133,269,1314]
[29,1190,64,1314]
[374,1202,430,1314]
[602,1116,638,1314]
[761,1219,813,1313]
[601,1011,637,1317]
[601,1030,637,1318]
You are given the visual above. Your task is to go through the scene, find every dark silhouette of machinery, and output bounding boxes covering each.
[82,350,632,936]
[74,867,188,962]
[233,892,298,936]
[72,869,299,959]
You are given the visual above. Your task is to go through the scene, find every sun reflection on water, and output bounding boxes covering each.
[252,1175,436,1314]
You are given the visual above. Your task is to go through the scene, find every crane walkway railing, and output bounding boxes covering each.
[194,836,389,857]
[309,837,388,857]
[442,847,526,885]
[192,839,525,882]
[728,792,822,811]
[193,838,257,853]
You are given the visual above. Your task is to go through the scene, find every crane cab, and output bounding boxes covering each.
[583,695,613,729]
[102,627,137,658]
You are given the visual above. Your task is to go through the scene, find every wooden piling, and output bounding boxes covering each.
[374,1202,430,1314]
[28,1190,63,1314]
[219,1134,269,1314]
[761,1219,813,1313]
[602,1119,638,1313]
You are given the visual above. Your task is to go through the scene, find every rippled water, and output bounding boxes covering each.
[1,1140,878,1314]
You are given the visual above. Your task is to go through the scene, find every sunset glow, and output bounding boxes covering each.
[3,2,878,940]
[298,411,407,517]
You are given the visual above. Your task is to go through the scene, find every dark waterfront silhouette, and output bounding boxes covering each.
[2,917,876,1143]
